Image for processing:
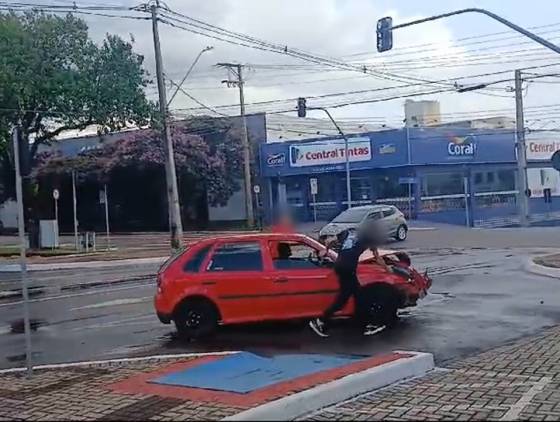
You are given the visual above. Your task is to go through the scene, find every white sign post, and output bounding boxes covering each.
[52,189,59,251]
[253,185,261,229]
[100,185,110,251]
[310,178,318,222]
[13,127,33,377]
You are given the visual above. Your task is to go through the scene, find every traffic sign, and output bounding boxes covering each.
[52,189,59,200]
[398,176,418,184]
[253,185,260,194]
[309,178,318,195]
[552,150,560,171]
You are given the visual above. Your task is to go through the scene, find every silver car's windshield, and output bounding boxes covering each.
[332,208,371,223]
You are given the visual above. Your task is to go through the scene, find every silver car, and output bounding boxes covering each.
[319,205,408,242]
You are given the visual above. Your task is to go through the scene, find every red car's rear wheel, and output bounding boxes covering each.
[174,299,219,339]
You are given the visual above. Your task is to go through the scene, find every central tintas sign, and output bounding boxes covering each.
[289,137,371,167]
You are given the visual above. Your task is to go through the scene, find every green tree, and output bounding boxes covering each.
[0,10,154,200]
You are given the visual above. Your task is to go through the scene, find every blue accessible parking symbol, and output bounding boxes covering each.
[151,352,366,394]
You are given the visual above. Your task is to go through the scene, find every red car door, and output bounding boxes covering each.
[201,239,277,324]
[264,239,350,319]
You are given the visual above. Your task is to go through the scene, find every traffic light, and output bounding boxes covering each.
[297,97,306,118]
[376,16,393,52]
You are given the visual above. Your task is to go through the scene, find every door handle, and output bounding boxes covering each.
[274,277,289,283]
[202,281,217,286]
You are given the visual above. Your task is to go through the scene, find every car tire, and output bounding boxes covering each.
[395,224,408,241]
[360,285,400,327]
[174,299,219,339]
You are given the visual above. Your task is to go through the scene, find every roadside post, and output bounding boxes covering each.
[52,189,59,251]
[310,177,318,222]
[100,185,110,251]
[12,127,33,377]
[463,176,470,227]
[398,176,417,219]
[72,170,78,251]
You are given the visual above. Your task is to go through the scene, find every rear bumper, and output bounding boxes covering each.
[157,311,172,324]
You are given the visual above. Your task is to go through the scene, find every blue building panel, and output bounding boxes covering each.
[408,128,516,165]
[260,129,408,177]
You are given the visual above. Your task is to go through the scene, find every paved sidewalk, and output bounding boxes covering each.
[2,326,560,420]
[0,351,427,421]
[304,326,560,421]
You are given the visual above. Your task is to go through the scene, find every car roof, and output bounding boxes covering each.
[189,232,312,245]
[342,204,388,211]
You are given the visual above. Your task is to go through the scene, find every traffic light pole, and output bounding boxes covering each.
[388,9,560,54]
[315,108,352,209]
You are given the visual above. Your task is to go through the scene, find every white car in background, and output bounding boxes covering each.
[319,205,408,242]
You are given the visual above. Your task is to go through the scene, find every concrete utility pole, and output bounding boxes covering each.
[217,62,255,227]
[319,108,352,209]
[515,70,530,227]
[12,127,33,377]
[151,1,183,249]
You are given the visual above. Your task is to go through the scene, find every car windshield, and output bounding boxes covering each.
[332,208,372,223]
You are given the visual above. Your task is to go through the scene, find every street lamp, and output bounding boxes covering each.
[167,46,214,107]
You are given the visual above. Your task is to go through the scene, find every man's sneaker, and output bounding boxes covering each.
[309,318,329,337]
[363,324,386,336]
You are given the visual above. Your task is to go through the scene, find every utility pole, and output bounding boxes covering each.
[217,63,255,227]
[12,127,33,377]
[151,1,183,249]
[515,70,530,227]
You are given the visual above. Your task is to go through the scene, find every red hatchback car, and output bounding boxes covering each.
[155,233,431,338]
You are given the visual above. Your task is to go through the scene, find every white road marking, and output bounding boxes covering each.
[500,376,552,421]
[0,351,240,374]
[0,282,155,309]
[69,297,151,311]
[69,314,155,331]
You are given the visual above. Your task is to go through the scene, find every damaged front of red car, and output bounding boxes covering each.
[355,249,432,325]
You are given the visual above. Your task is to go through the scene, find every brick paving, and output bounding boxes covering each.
[0,357,246,421]
[303,326,560,421]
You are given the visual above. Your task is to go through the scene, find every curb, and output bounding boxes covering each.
[0,256,167,272]
[225,351,434,421]
[525,258,560,279]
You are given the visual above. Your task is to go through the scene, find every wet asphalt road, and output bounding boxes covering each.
[1,238,559,369]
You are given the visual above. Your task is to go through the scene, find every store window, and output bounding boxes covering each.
[421,172,464,196]
[474,170,515,192]
[372,173,407,199]
[285,179,304,206]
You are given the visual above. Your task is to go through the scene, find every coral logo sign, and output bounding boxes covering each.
[289,138,371,167]
[266,152,286,166]
[447,135,476,157]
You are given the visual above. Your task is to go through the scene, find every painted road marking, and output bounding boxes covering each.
[500,376,552,421]
[70,297,151,311]
[0,282,155,309]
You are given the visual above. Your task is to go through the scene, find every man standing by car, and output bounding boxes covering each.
[310,220,387,337]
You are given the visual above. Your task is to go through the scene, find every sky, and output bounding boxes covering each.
[20,0,560,134]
